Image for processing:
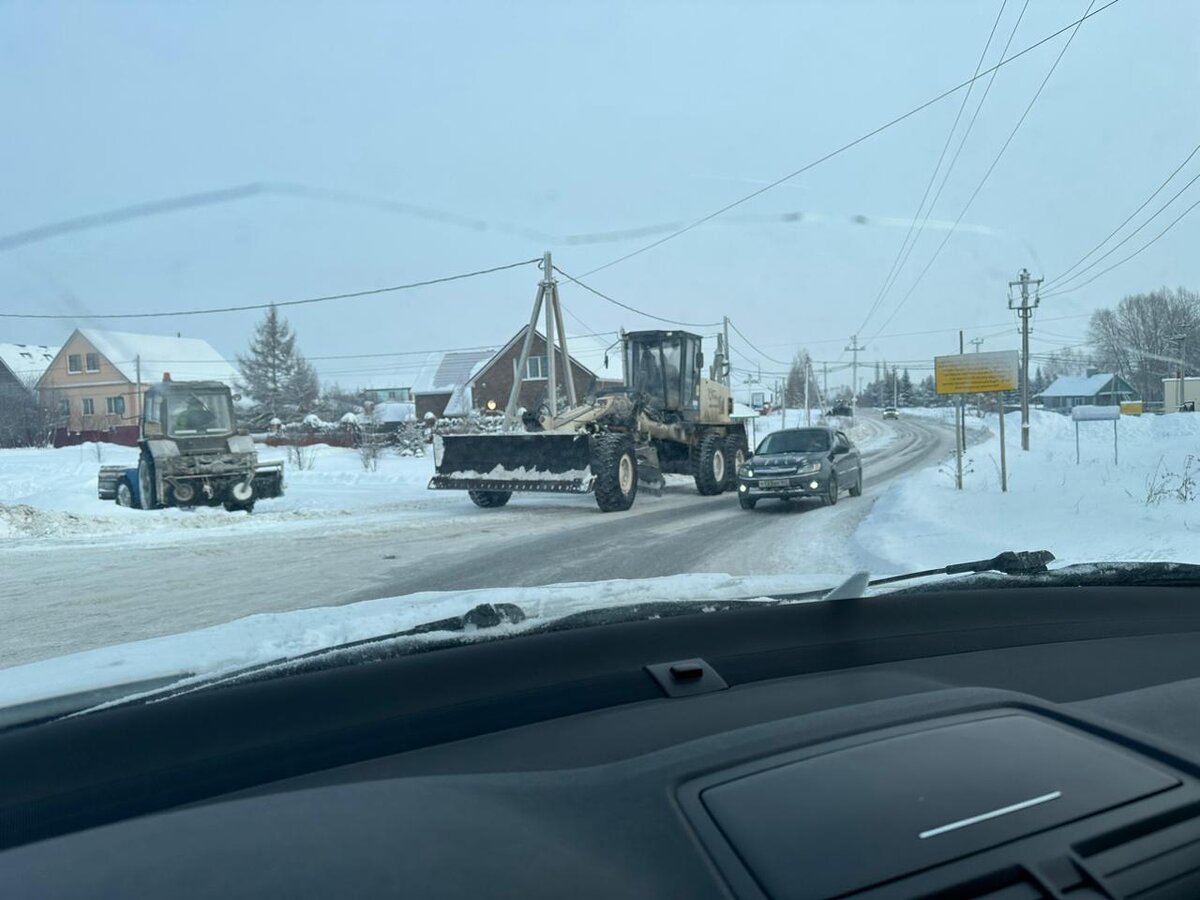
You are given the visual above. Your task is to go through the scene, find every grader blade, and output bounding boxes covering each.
[429,433,596,494]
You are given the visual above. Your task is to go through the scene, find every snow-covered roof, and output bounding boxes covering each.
[410,348,497,395]
[0,343,58,383]
[1036,373,1117,398]
[75,329,240,387]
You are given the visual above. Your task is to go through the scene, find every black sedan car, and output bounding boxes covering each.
[736,426,862,510]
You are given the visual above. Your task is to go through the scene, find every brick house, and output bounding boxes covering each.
[409,328,623,420]
[37,329,239,445]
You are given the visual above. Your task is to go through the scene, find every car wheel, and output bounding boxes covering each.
[849,468,863,497]
[738,493,757,510]
[824,472,839,506]
[116,479,134,508]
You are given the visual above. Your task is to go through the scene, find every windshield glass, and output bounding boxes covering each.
[2,1,1199,707]
[757,430,831,455]
[166,393,233,436]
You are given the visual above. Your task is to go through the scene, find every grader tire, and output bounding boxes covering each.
[694,433,727,496]
[593,434,638,512]
[723,432,749,492]
[137,454,157,510]
[468,490,512,509]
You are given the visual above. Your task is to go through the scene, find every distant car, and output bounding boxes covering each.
[828,403,853,417]
[882,406,898,420]
[736,426,862,510]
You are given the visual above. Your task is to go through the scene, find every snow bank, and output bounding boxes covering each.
[0,442,445,542]
[0,572,834,709]
[855,409,1200,572]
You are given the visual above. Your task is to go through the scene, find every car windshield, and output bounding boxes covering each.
[166,393,233,436]
[756,430,831,455]
[2,1,1200,708]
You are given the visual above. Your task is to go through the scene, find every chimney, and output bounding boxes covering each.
[1086,367,1100,378]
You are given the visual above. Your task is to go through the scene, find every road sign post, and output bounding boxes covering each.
[1071,405,1120,465]
[935,350,1020,492]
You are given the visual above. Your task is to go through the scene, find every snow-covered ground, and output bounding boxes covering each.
[0,441,447,542]
[15,406,1200,710]
[857,408,1200,570]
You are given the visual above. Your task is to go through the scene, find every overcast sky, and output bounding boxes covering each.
[2,0,1197,390]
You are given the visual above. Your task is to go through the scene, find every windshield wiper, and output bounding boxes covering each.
[869,550,1057,587]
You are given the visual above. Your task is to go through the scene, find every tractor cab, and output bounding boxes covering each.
[623,330,704,413]
[141,379,236,441]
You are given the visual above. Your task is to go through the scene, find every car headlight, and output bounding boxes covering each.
[796,462,822,476]
[742,467,754,478]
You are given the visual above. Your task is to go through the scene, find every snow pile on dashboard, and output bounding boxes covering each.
[0,572,835,709]
[854,409,1200,573]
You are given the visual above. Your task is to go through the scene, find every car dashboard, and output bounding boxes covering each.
[5,584,1200,898]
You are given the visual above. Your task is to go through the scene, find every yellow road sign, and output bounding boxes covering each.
[934,350,1019,395]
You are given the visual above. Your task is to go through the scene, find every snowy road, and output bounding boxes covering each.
[2,414,952,668]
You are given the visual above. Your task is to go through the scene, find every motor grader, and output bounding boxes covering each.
[429,329,748,512]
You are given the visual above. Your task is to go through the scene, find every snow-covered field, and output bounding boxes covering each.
[857,408,1200,570]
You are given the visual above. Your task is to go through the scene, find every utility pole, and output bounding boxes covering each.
[970,337,984,353]
[1008,267,1043,450]
[822,361,828,406]
[893,370,898,408]
[845,334,866,417]
[723,317,732,389]
[1170,332,1187,411]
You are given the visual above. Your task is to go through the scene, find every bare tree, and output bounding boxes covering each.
[0,374,54,448]
[1088,288,1200,402]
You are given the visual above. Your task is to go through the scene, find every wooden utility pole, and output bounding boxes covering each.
[845,335,866,417]
[1008,268,1043,450]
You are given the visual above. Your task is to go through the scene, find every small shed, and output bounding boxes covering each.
[1034,371,1139,413]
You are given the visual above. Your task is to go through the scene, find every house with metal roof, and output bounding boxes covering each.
[36,328,239,444]
[1034,370,1139,413]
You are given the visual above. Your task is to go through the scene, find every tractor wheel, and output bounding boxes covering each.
[468,490,512,509]
[137,454,157,510]
[823,471,839,506]
[849,467,864,497]
[116,479,134,508]
[723,432,749,491]
[694,433,727,496]
[592,434,638,512]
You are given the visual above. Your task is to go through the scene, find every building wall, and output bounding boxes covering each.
[416,392,453,420]
[38,332,143,432]
[471,334,596,414]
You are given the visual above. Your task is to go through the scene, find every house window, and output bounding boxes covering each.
[526,356,548,379]
[67,354,82,374]
[387,391,396,400]
[85,353,100,372]
[106,396,126,415]
[82,398,95,416]
[58,398,70,417]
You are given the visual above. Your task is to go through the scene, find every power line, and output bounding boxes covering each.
[552,266,722,328]
[727,320,794,367]
[1040,165,1200,294]
[1042,194,1200,298]
[870,0,1097,339]
[1043,142,1200,291]
[864,0,1031,336]
[579,0,1123,279]
[0,258,540,320]
[857,0,1012,335]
